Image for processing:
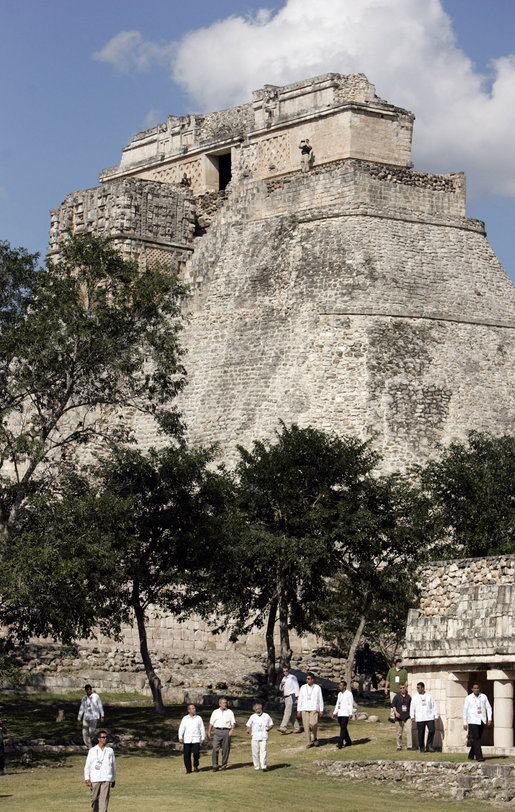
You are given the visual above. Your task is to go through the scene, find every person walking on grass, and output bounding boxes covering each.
[279,665,301,734]
[463,682,492,762]
[246,702,274,771]
[179,703,206,774]
[297,672,324,748]
[207,697,236,771]
[78,684,104,748]
[332,680,354,749]
[410,682,439,752]
[392,683,413,750]
[84,731,115,812]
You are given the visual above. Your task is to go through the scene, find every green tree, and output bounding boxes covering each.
[208,423,386,686]
[316,473,422,684]
[0,235,185,535]
[418,431,514,558]
[0,443,233,713]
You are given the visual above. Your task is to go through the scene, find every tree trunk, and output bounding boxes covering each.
[132,584,165,715]
[278,593,292,669]
[344,592,373,687]
[265,597,278,689]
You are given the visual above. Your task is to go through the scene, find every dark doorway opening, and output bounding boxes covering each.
[218,153,232,190]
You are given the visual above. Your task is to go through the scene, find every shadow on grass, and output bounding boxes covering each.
[220,761,254,770]
[315,735,371,747]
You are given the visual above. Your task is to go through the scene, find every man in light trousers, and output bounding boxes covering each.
[84,731,115,811]
[279,666,301,734]
[297,672,324,748]
[77,685,104,748]
[246,703,274,770]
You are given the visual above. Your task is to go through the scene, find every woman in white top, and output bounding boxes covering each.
[332,680,354,748]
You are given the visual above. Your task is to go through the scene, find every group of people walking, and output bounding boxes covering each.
[78,663,494,810]
[386,658,493,760]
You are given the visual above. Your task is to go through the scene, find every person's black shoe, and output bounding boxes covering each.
[420,747,425,753]
[426,747,435,752]
[337,745,342,749]
[194,766,199,772]
[212,767,219,772]
[476,758,485,762]
[468,755,474,761]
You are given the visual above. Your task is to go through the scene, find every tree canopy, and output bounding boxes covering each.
[204,423,420,684]
[417,431,514,558]
[0,235,186,533]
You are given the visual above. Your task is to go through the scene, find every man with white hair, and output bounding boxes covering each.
[207,697,236,771]
[246,702,274,771]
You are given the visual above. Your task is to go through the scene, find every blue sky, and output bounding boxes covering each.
[1,0,515,284]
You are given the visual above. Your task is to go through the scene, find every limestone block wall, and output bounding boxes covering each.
[163,165,515,471]
[405,557,515,663]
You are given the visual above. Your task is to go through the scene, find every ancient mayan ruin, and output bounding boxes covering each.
[50,72,515,472]
[39,75,515,753]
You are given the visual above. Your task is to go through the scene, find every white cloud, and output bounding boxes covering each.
[93,1,515,198]
[92,30,174,73]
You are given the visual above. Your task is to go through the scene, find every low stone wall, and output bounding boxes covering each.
[316,759,515,804]
[5,640,354,701]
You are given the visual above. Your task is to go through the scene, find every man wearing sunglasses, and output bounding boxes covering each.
[84,731,116,811]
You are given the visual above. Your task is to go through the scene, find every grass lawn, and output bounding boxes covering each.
[0,693,511,810]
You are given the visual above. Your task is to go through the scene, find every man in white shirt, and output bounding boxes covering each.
[463,682,492,762]
[279,666,301,734]
[331,680,354,748]
[297,672,324,748]
[246,703,274,771]
[77,684,104,748]
[179,703,206,773]
[410,682,439,752]
[207,697,236,771]
[84,731,116,811]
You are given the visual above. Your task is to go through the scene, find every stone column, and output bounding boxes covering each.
[493,679,514,748]
[446,675,469,748]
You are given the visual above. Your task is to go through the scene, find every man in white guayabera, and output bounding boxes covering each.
[297,672,324,748]
[84,731,116,812]
[77,684,104,748]
[463,682,492,762]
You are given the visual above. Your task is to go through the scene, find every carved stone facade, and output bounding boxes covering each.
[404,556,515,755]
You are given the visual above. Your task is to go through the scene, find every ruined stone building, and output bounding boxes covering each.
[41,74,515,743]
[405,556,514,754]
